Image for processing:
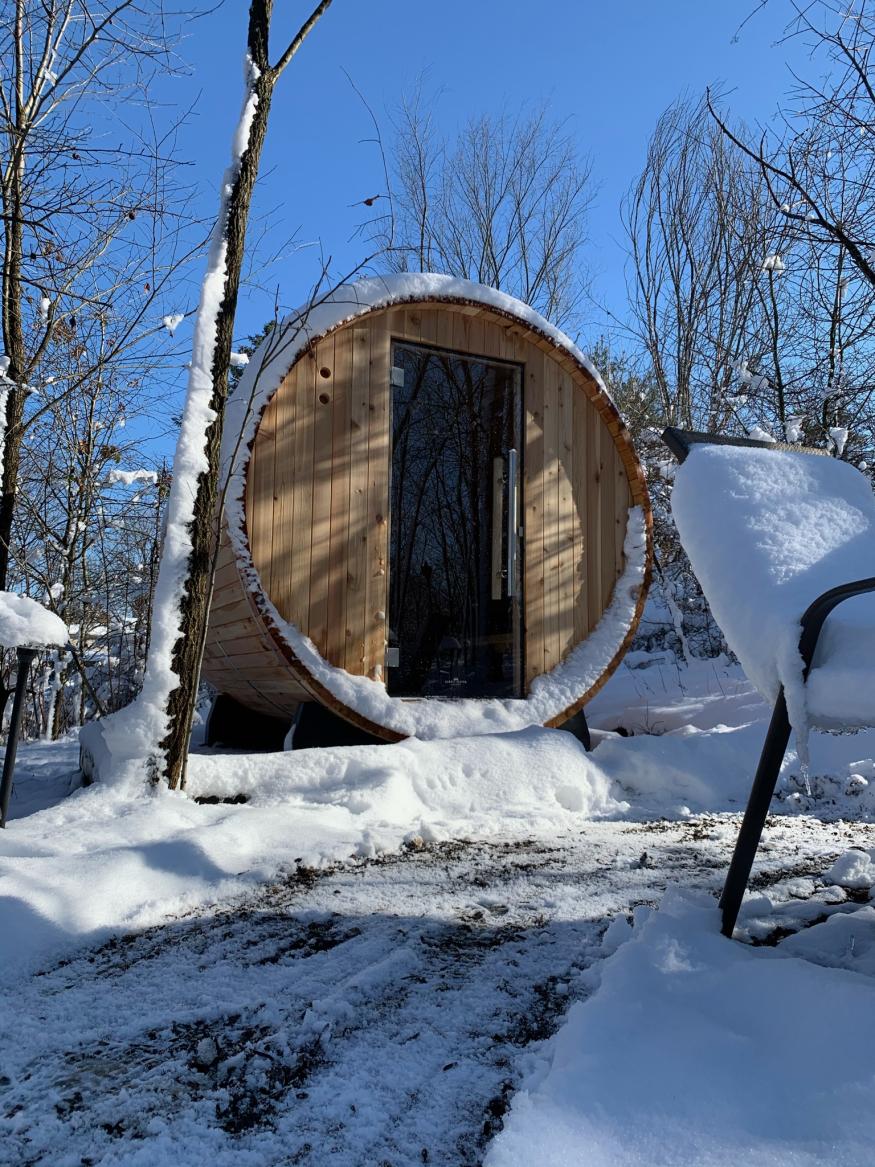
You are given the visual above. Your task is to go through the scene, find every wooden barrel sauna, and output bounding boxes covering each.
[204,274,652,742]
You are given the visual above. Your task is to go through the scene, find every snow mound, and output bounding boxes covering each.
[186,727,626,832]
[671,443,875,743]
[0,591,67,648]
[781,907,875,976]
[3,728,624,980]
[824,848,875,890]
[487,890,875,1167]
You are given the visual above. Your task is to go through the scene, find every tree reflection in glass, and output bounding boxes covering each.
[388,342,522,698]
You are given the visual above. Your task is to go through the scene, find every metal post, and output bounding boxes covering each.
[719,690,792,937]
[0,647,37,828]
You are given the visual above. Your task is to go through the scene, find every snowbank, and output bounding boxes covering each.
[0,728,624,981]
[17,652,875,984]
[0,591,67,648]
[487,890,875,1167]
[672,443,875,743]
[185,727,624,827]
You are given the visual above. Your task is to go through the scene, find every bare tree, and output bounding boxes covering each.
[384,91,594,329]
[710,3,875,291]
[622,95,786,433]
[706,3,875,461]
[622,78,875,661]
[0,0,198,572]
[14,340,168,734]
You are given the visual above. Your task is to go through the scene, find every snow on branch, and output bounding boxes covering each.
[162,314,184,337]
[106,469,158,487]
[761,253,786,273]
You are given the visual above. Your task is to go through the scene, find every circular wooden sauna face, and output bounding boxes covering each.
[203,278,651,740]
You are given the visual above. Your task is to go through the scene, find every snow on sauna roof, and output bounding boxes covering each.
[221,273,615,482]
[671,443,875,739]
[0,592,68,649]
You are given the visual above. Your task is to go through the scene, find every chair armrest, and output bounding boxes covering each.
[799,578,875,676]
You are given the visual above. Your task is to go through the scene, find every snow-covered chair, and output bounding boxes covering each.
[664,428,875,937]
[0,592,68,827]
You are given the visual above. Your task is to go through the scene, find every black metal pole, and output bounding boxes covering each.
[0,647,37,828]
[719,689,792,937]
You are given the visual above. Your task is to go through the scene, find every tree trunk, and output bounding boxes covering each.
[159,0,332,789]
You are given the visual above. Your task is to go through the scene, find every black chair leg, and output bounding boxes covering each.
[719,689,792,938]
[561,707,592,752]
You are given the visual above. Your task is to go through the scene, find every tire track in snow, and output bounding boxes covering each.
[1,820,869,1166]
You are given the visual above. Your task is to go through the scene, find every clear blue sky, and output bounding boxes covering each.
[162,0,808,353]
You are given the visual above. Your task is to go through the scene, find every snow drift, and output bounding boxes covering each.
[487,890,875,1167]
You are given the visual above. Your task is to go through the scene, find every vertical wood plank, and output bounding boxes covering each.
[451,308,470,354]
[307,334,335,657]
[450,308,486,362]
[273,363,297,623]
[468,312,486,358]
[481,319,502,363]
[586,411,604,633]
[418,307,439,347]
[289,356,315,633]
[523,344,546,687]
[325,325,353,666]
[556,366,576,660]
[600,423,617,610]
[571,387,589,645]
[542,353,561,672]
[345,325,371,673]
[249,395,277,597]
[365,319,391,680]
[403,308,422,344]
[435,306,454,351]
[385,307,406,343]
[511,328,528,365]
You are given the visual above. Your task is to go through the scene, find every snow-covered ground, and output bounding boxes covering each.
[3,654,875,1164]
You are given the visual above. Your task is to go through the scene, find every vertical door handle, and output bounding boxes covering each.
[507,448,519,598]
[492,456,504,600]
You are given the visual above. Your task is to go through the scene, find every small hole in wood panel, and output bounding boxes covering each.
[319,366,331,379]
[319,392,330,405]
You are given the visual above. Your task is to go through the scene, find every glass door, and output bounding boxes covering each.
[387,341,523,698]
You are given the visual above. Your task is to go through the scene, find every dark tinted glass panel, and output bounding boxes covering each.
[388,343,522,698]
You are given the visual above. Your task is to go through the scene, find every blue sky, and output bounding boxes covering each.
[163,1,809,352]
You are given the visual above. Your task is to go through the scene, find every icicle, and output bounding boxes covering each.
[798,755,812,799]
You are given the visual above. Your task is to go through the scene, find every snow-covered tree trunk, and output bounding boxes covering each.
[143,0,333,790]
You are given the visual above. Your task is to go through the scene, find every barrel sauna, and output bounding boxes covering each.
[204,274,652,742]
